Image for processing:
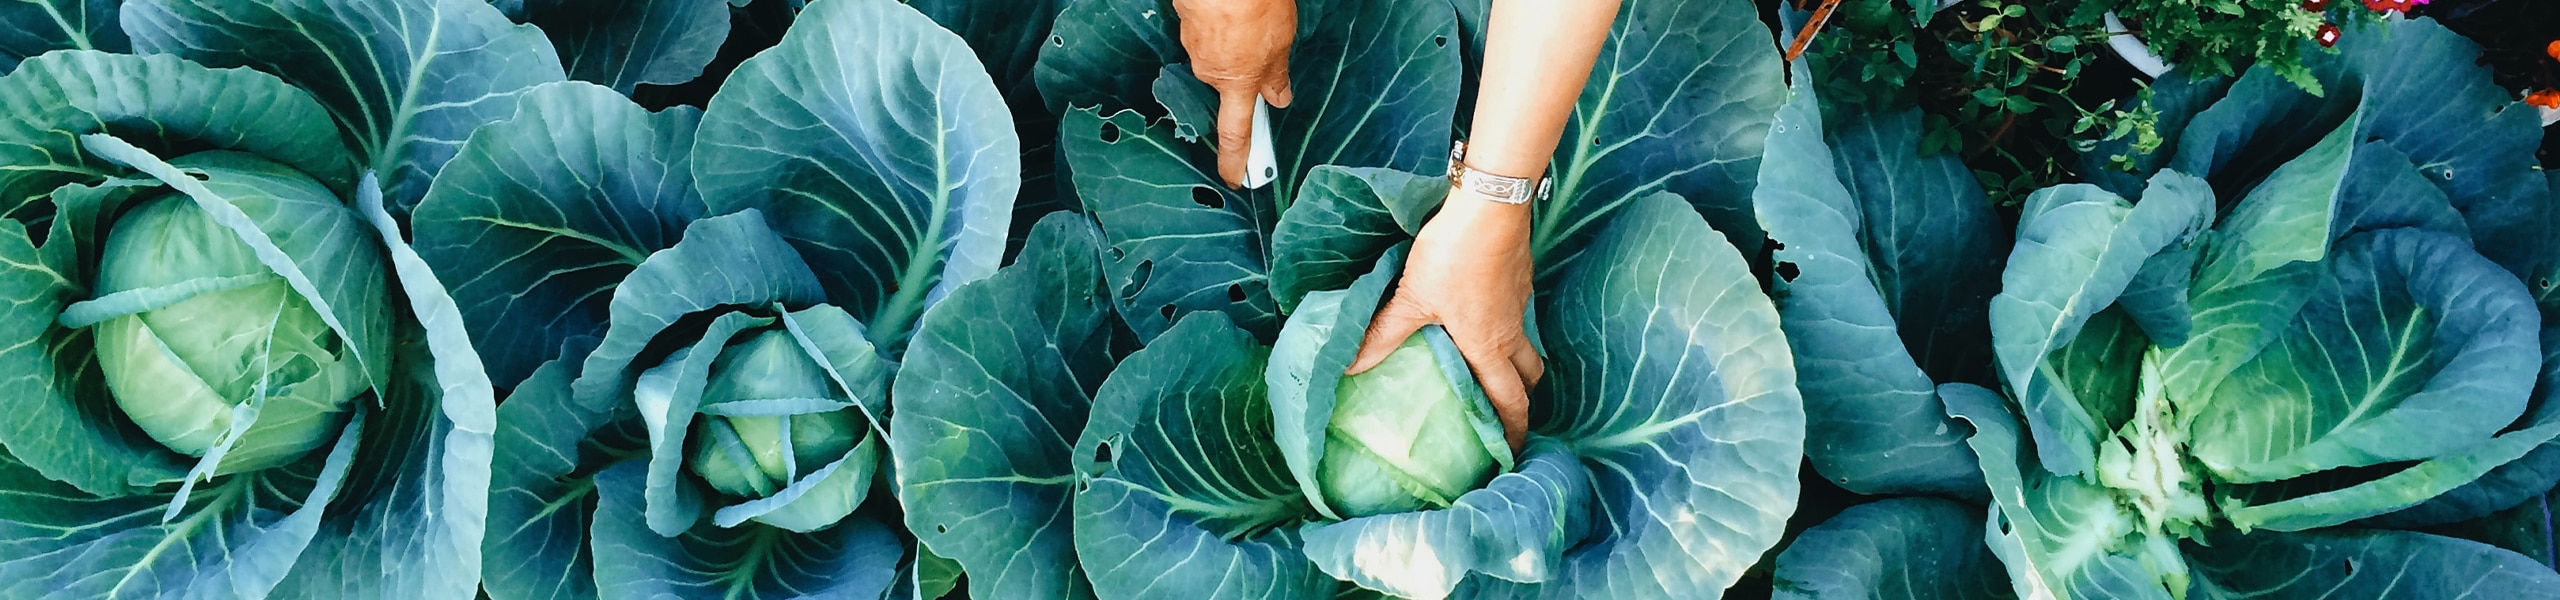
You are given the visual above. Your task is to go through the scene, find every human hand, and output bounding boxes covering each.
[1170,0,1296,188]
[1346,190,1541,453]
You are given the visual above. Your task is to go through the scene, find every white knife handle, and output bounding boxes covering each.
[1244,95,1278,189]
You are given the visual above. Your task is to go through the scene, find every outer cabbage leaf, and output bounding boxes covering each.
[2119,17,2548,274]
[1527,0,1784,279]
[2185,528,2560,597]
[570,212,824,416]
[277,176,506,600]
[515,0,730,94]
[2423,492,2558,570]
[1266,166,1442,311]
[483,340,617,600]
[0,0,125,73]
[2189,229,2539,483]
[1298,439,1594,600]
[692,0,1018,352]
[1032,0,1180,115]
[907,0,1075,248]
[1754,60,1996,497]
[2363,173,2560,529]
[2146,115,2352,418]
[1046,0,1457,342]
[892,214,1117,600]
[1072,312,1337,600]
[0,50,355,222]
[1480,193,1802,599]
[1770,497,2014,600]
[415,82,707,387]
[123,0,568,216]
[1061,107,1283,340]
[0,411,363,599]
[589,459,904,600]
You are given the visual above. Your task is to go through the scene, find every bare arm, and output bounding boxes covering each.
[1349,0,1621,453]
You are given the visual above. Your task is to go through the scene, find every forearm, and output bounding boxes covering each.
[1172,0,1300,20]
[1459,0,1620,180]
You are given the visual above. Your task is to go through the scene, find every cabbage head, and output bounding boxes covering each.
[1291,298,1506,518]
[424,1,1022,595]
[0,43,515,598]
[673,328,880,531]
[91,192,378,475]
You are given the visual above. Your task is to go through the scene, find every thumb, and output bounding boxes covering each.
[1345,299,1429,375]
[1262,67,1294,109]
[1213,88,1256,189]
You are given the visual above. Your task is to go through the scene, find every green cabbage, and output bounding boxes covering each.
[1316,332,1498,517]
[93,193,375,474]
[684,328,873,521]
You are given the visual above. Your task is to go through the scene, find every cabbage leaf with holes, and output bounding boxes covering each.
[889,0,1802,598]
[897,175,1803,600]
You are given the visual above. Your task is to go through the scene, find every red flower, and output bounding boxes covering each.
[2529,89,2560,109]
[2303,0,2328,10]
[2316,24,2342,48]
[2362,0,2409,11]
[2547,40,2560,62]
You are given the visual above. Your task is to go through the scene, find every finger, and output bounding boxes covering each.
[1510,341,1545,388]
[1467,354,1531,453]
[1346,299,1429,375]
[1262,66,1294,108]
[1213,88,1256,189]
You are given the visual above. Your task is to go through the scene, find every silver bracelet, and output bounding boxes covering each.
[1447,141,1548,205]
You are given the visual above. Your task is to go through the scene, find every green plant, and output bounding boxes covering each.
[405,0,1026,597]
[1801,0,2133,208]
[0,0,563,591]
[1769,16,2560,599]
[887,0,1809,598]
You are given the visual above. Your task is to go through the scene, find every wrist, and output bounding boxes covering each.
[1440,185,1535,221]
[1423,185,1532,251]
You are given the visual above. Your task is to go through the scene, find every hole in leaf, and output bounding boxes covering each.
[1106,246,1125,261]
[2341,559,2357,577]
[1192,186,1226,210]
[1433,35,1447,48]
[1051,35,1065,47]
[1775,261,1801,282]
[1099,121,1123,144]
[1119,260,1153,300]
[1998,519,2012,535]
[1227,284,1246,302]
[1158,304,1176,319]
[1093,440,1114,463]
[2537,277,2552,291]
[1767,240,1785,252]
[936,524,949,534]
